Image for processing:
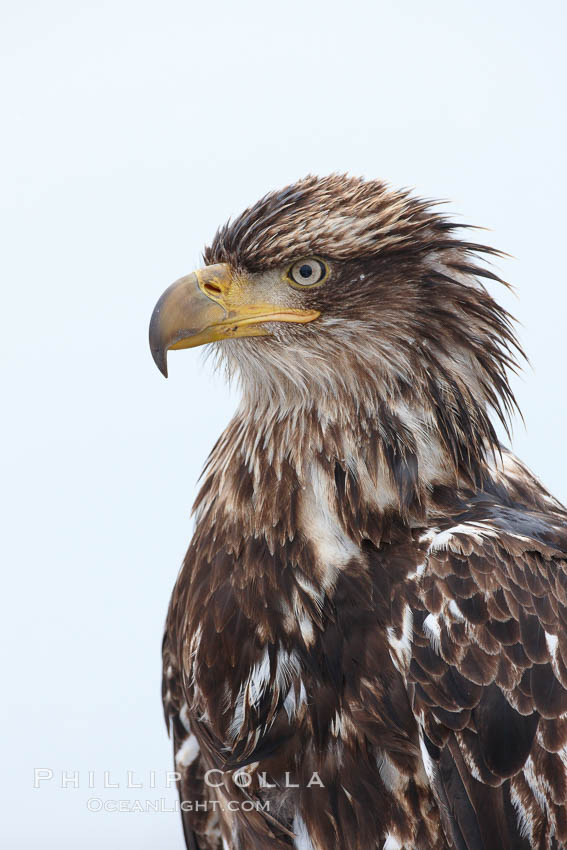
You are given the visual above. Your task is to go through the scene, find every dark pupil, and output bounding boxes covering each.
[299,264,313,279]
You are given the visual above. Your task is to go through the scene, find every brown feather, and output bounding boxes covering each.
[157,174,567,849]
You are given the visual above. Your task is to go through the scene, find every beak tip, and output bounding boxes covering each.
[150,346,169,378]
[149,307,169,377]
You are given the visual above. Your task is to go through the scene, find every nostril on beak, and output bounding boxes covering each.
[203,282,222,297]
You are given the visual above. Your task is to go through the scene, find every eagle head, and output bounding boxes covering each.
[149,174,521,482]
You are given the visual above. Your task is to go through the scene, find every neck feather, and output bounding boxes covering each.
[193,380,500,560]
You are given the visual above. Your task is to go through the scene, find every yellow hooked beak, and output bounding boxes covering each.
[149,263,320,377]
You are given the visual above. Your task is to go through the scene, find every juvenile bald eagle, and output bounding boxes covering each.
[149,175,567,850]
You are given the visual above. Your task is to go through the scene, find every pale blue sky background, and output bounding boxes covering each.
[1,1,566,847]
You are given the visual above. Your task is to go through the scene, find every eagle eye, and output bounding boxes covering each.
[286,258,328,289]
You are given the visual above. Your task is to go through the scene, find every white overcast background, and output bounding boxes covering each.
[2,1,566,847]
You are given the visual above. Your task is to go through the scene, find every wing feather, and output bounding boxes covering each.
[409,501,567,848]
